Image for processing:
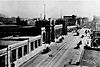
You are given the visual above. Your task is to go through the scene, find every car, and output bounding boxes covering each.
[55,36,64,43]
[81,35,84,38]
[74,32,79,36]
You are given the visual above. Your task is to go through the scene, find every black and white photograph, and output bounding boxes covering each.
[0,0,100,67]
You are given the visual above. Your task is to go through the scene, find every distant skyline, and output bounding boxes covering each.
[0,0,100,20]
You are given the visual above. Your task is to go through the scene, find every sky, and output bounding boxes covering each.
[0,0,100,20]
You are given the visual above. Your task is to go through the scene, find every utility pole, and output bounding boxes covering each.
[44,4,46,20]
[93,16,96,31]
[61,8,62,19]
[94,16,96,40]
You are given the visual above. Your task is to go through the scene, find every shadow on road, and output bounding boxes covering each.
[41,47,51,54]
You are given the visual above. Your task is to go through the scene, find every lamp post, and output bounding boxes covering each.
[44,4,46,20]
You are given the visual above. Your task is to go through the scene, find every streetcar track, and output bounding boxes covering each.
[53,37,81,67]
[20,51,42,67]
[36,34,73,67]
[37,35,75,67]
[38,31,81,67]
[45,36,77,67]
[38,42,68,67]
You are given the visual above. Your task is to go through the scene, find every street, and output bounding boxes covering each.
[20,30,84,67]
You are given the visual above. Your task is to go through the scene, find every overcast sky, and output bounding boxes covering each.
[0,0,100,20]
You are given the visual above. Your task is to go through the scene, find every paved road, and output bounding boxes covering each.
[20,32,83,67]
[37,33,80,67]
[53,28,90,67]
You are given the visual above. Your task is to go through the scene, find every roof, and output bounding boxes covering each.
[0,36,28,47]
[0,25,17,28]
[2,36,28,41]
[12,35,41,41]
[0,35,41,49]
[21,26,35,28]
[0,40,21,46]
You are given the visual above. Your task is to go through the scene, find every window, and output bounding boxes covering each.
[31,42,34,51]
[18,47,22,59]
[0,55,5,67]
[24,45,27,55]
[38,39,41,46]
[35,41,37,48]
[11,49,16,62]
[43,33,46,42]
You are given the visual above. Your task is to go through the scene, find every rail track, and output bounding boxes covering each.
[20,50,43,67]
[36,34,78,67]
[46,38,76,67]
[20,33,73,67]
[46,35,80,67]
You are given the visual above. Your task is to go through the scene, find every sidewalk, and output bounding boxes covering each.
[80,49,100,67]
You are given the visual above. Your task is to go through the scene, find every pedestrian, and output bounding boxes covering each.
[85,30,87,36]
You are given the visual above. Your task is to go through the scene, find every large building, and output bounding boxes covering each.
[63,15,77,26]
[0,25,41,38]
[36,18,67,44]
